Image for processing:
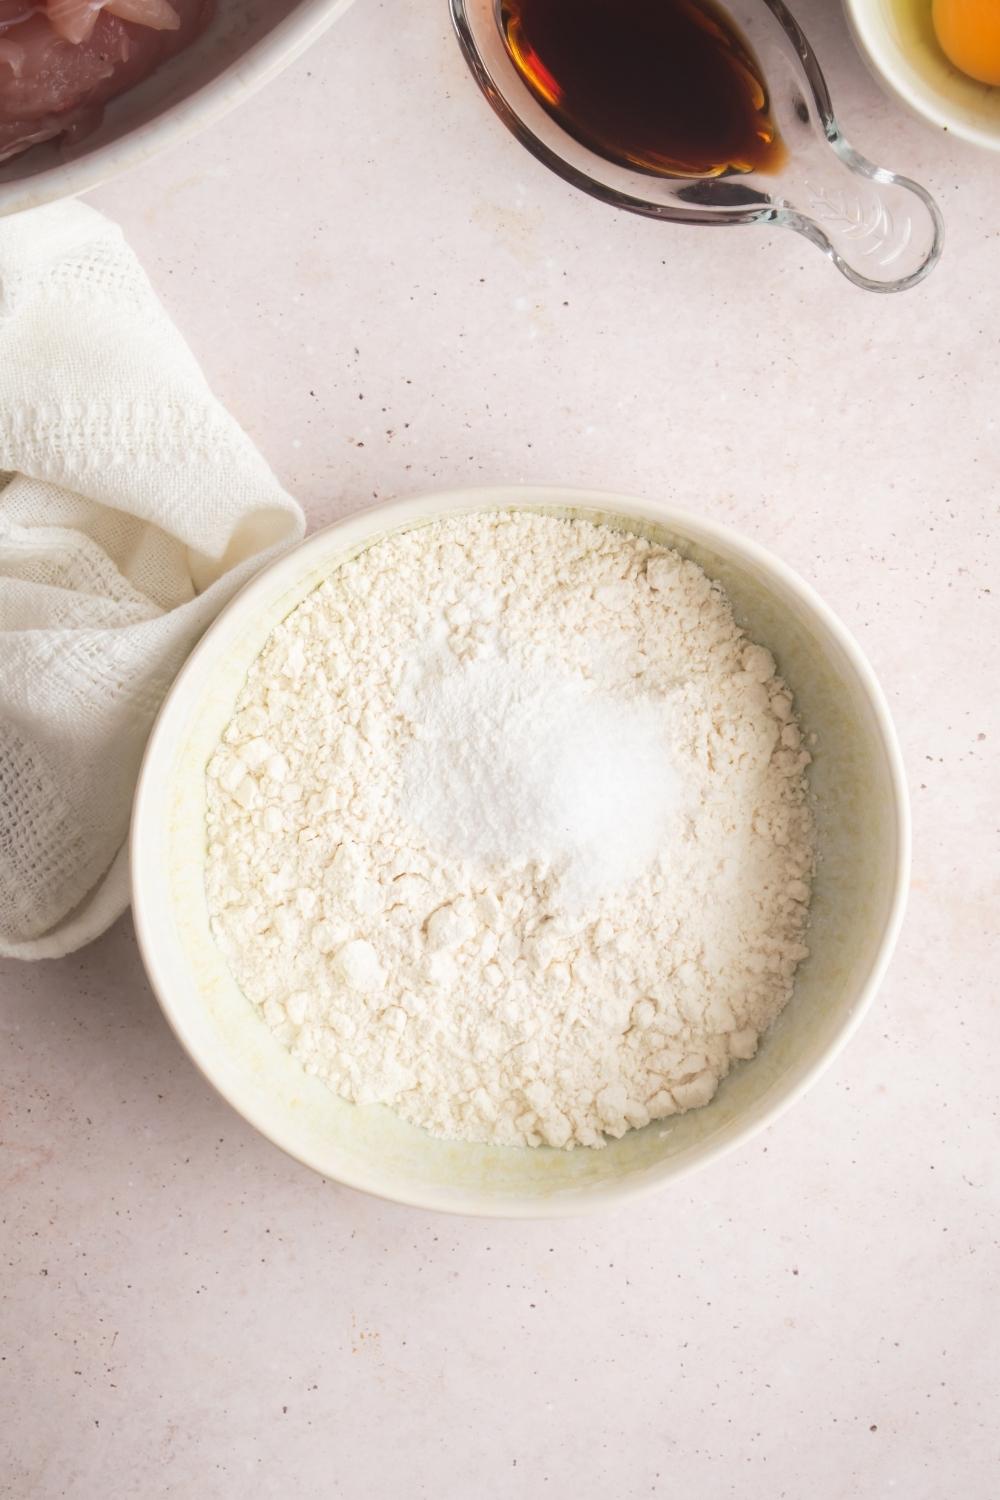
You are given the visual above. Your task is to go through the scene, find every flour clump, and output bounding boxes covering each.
[205,512,815,1149]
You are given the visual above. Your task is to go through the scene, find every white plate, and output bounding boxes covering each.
[131,487,910,1217]
[0,0,358,216]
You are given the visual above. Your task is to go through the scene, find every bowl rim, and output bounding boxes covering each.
[131,485,912,1218]
[843,0,1000,152]
[0,0,358,217]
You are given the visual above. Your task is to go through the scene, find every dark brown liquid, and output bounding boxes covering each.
[500,0,785,179]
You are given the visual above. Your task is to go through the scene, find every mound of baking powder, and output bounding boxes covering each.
[205,512,814,1149]
[400,653,678,907]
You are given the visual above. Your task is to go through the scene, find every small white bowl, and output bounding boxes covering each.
[0,0,357,217]
[131,487,910,1218]
[845,0,1000,152]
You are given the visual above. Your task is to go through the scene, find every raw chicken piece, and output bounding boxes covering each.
[47,2,107,47]
[106,0,183,26]
[0,0,210,165]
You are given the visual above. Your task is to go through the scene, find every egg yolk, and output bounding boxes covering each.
[932,0,1000,86]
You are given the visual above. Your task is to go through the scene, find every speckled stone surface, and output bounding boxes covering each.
[2,2,998,1495]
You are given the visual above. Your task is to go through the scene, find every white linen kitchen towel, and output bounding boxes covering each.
[0,202,304,960]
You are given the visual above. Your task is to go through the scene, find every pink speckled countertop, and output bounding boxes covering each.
[2,2,998,1495]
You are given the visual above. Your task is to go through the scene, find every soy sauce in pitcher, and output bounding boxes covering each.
[500,0,786,179]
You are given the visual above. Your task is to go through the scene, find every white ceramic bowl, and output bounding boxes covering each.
[845,0,1000,152]
[0,0,357,217]
[131,487,910,1218]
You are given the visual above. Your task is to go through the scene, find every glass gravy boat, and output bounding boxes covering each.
[450,0,944,293]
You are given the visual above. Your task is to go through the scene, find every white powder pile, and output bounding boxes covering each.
[205,512,815,1150]
[400,656,678,906]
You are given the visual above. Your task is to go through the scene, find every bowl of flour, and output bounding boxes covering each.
[132,487,909,1215]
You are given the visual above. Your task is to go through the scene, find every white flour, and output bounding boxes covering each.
[205,512,814,1149]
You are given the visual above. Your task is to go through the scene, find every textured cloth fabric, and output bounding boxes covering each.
[0,202,304,959]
